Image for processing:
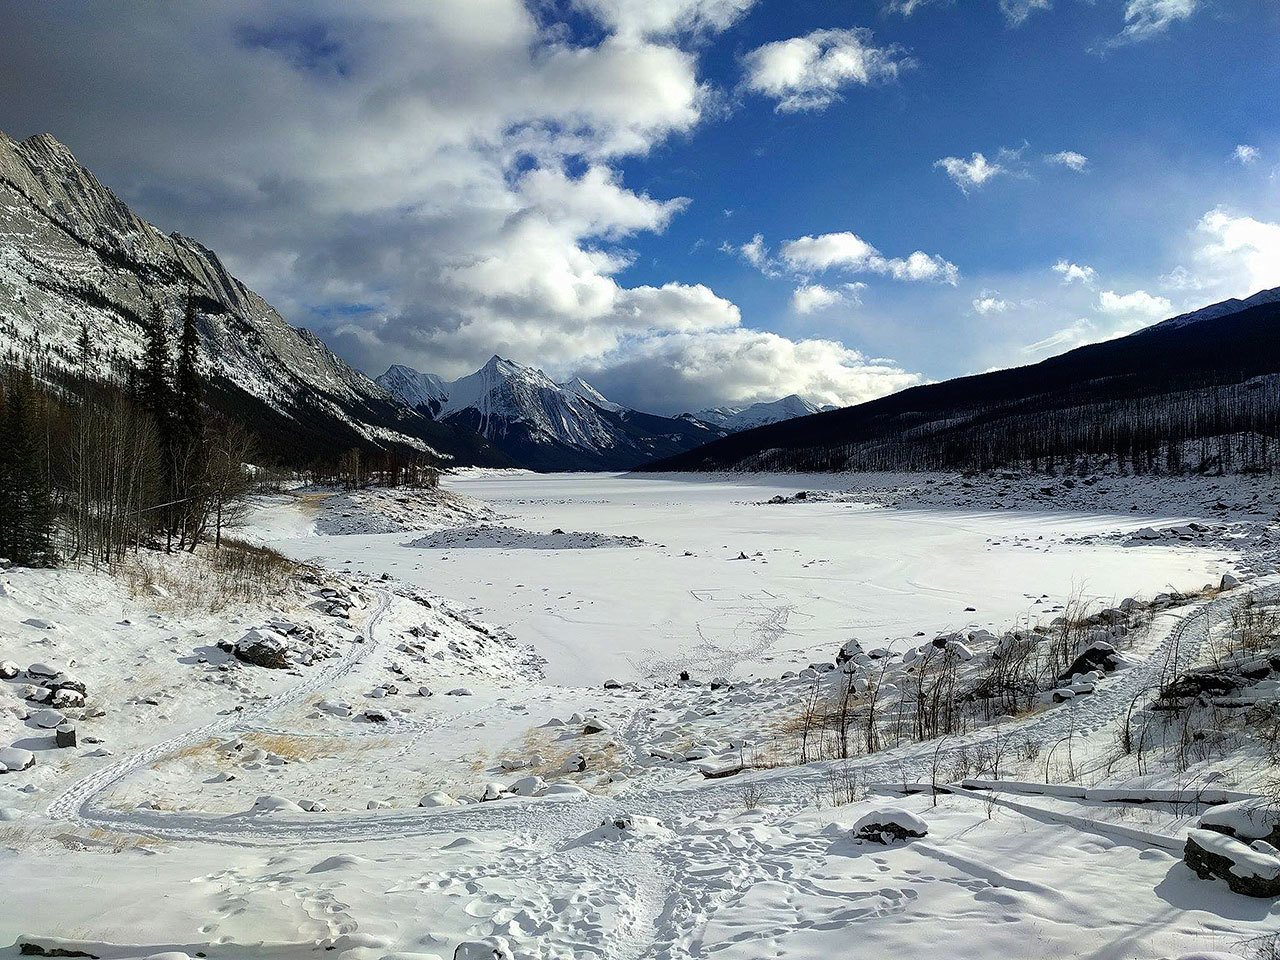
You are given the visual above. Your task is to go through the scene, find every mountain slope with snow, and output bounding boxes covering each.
[378,356,723,470]
[643,289,1280,474]
[0,130,506,466]
[686,394,832,432]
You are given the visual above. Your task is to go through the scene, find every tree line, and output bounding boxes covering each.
[1,293,258,565]
[741,378,1280,476]
[1,290,449,568]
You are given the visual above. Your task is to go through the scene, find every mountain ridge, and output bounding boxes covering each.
[640,289,1280,475]
[0,130,508,467]
[377,356,726,471]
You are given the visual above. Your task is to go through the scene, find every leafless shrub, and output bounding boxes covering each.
[824,760,865,806]
[737,782,767,811]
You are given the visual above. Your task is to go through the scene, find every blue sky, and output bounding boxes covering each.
[1,0,1277,411]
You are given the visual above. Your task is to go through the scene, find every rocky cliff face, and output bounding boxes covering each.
[0,131,505,465]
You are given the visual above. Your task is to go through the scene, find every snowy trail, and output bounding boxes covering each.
[45,578,1275,849]
[45,589,395,827]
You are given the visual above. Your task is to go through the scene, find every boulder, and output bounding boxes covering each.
[419,791,460,808]
[55,723,77,748]
[1184,828,1280,898]
[31,708,67,729]
[1199,798,1280,846]
[851,808,929,844]
[453,940,514,960]
[0,746,35,772]
[1059,641,1120,682]
[250,794,303,814]
[51,689,85,708]
[508,776,546,797]
[835,638,864,665]
[232,629,291,669]
[582,717,611,735]
[0,660,18,679]
[480,782,509,802]
[1220,573,1241,591]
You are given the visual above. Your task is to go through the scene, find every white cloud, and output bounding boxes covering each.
[1191,209,1280,296]
[886,0,1051,26]
[935,152,1006,193]
[792,282,865,314]
[780,232,960,284]
[1044,150,1089,172]
[742,28,912,113]
[574,0,757,38]
[0,1,925,411]
[1232,144,1260,166]
[582,329,922,412]
[1112,0,1199,45]
[1098,289,1173,319]
[972,292,1011,314]
[999,0,1053,26]
[1023,318,1097,354]
[1053,260,1098,284]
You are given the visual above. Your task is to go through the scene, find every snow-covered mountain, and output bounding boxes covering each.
[0,130,505,466]
[685,395,834,432]
[1136,286,1280,336]
[377,357,723,471]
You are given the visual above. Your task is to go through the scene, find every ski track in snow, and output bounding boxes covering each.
[47,585,1266,838]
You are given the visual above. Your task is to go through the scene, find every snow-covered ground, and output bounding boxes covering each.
[1,471,1278,959]
[261,472,1240,685]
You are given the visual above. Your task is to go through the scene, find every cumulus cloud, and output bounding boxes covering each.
[1111,0,1199,45]
[1044,150,1089,172]
[792,282,865,314]
[1097,289,1173,319]
[779,232,960,285]
[574,0,758,38]
[742,28,912,113]
[580,329,923,413]
[0,0,927,411]
[1191,209,1280,296]
[934,152,1007,193]
[1232,144,1260,165]
[972,292,1011,314]
[1053,260,1098,284]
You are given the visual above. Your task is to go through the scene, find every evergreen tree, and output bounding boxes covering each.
[139,301,176,549]
[175,288,203,444]
[139,301,174,426]
[0,379,54,565]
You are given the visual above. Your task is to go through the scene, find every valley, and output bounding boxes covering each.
[2,471,1278,959]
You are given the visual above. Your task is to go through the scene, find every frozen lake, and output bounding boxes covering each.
[269,473,1229,685]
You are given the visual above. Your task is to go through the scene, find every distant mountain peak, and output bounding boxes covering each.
[687,394,829,431]
[376,359,719,470]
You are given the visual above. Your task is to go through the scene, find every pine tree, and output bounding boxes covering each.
[173,289,207,549]
[139,301,176,549]
[0,379,54,565]
[175,288,203,444]
[139,301,174,425]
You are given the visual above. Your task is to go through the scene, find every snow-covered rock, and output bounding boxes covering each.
[1184,828,1280,897]
[453,939,514,960]
[851,808,929,844]
[419,791,460,808]
[250,795,303,814]
[230,628,292,669]
[0,746,36,773]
